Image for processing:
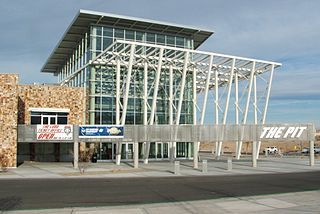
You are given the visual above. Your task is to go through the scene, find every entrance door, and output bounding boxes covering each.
[156,142,163,159]
[120,143,134,160]
[155,142,169,159]
[176,142,193,158]
[100,143,113,160]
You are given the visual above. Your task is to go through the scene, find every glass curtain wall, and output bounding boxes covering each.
[89,25,194,125]
[84,24,195,160]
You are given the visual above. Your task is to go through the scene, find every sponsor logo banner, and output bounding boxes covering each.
[79,125,124,138]
[37,125,73,141]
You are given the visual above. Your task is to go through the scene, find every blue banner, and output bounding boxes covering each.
[79,125,124,138]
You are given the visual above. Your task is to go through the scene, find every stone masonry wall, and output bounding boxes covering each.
[18,85,85,125]
[0,74,18,168]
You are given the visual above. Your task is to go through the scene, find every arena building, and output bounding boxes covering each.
[0,10,283,167]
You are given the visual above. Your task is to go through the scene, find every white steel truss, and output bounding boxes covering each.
[60,40,281,164]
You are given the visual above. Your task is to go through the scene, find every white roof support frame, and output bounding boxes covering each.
[59,39,281,163]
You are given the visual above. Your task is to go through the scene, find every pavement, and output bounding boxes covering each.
[0,153,319,179]
[3,190,320,214]
[0,154,320,213]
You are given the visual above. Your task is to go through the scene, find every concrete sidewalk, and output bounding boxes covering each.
[0,155,319,179]
[3,190,320,213]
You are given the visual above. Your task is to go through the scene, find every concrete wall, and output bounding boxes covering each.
[18,84,85,125]
[0,74,18,167]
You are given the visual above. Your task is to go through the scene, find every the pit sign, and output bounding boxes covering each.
[36,125,73,141]
[260,126,307,139]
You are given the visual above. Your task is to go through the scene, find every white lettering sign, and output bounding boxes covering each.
[260,126,307,139]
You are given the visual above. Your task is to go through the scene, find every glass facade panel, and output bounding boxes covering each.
[156,34,165,45]
[115,29,124,39]
[125,30,134,41]
[166,36,175,46]
[103,27,113,37]
[146,33,155,43]
[103,37,113,49]
[58,22,196,160]
[176,36,184,47]
[135,31,143,41]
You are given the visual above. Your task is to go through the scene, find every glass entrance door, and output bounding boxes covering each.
[152,142,169,160]
[100,143,113,160]
[120,143,134,160]
[156,142,162,159]
[176,142,193,158]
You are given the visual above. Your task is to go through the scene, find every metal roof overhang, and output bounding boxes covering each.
[41,9,214,74]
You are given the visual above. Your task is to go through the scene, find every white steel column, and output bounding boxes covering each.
[143,62,148,125]
[143,61,149,164]
[236,61,256,159]
[217,58,235,157]
[149,48,164,125]
[214,64,219,157]
[173,51,189,162]
[252,73,257,167]
[256,64,275,159]
[200,55,213,124]
[116,44,135,165]
[193,66,199,169]
[116,58,121,125]
[168,64,174,161]
[89,66,96,124]
[121,44,136,125]
[235,68,239,156]
[89,29,97,124]
[115,58,121,165]
[175,51,189,125]
[145,48,164,164]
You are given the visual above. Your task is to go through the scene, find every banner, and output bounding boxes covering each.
[79,125,124,138]
[36,125,73,141]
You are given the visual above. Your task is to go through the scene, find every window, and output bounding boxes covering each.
[115,29,124,39]
[30,111,69,125]
[166,36,175,46]
[135,31,143,42]
[103,27,113,37]
[176,37,184,48]
[103,37,113,50]
[146,33,155,43]
[125,30,134,41]
[156,34,165,45]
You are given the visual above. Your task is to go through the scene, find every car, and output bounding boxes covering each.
[301,147,309,154]
[301,147,320,154]
[264,146,278,154]
[314,147,320,154]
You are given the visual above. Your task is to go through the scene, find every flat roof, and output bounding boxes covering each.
[41,9,214,74]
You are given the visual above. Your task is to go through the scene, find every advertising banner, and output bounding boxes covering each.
[79,125,124,138]
[36,125,73,141]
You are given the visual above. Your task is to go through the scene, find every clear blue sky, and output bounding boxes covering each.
[0,0,319,128]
